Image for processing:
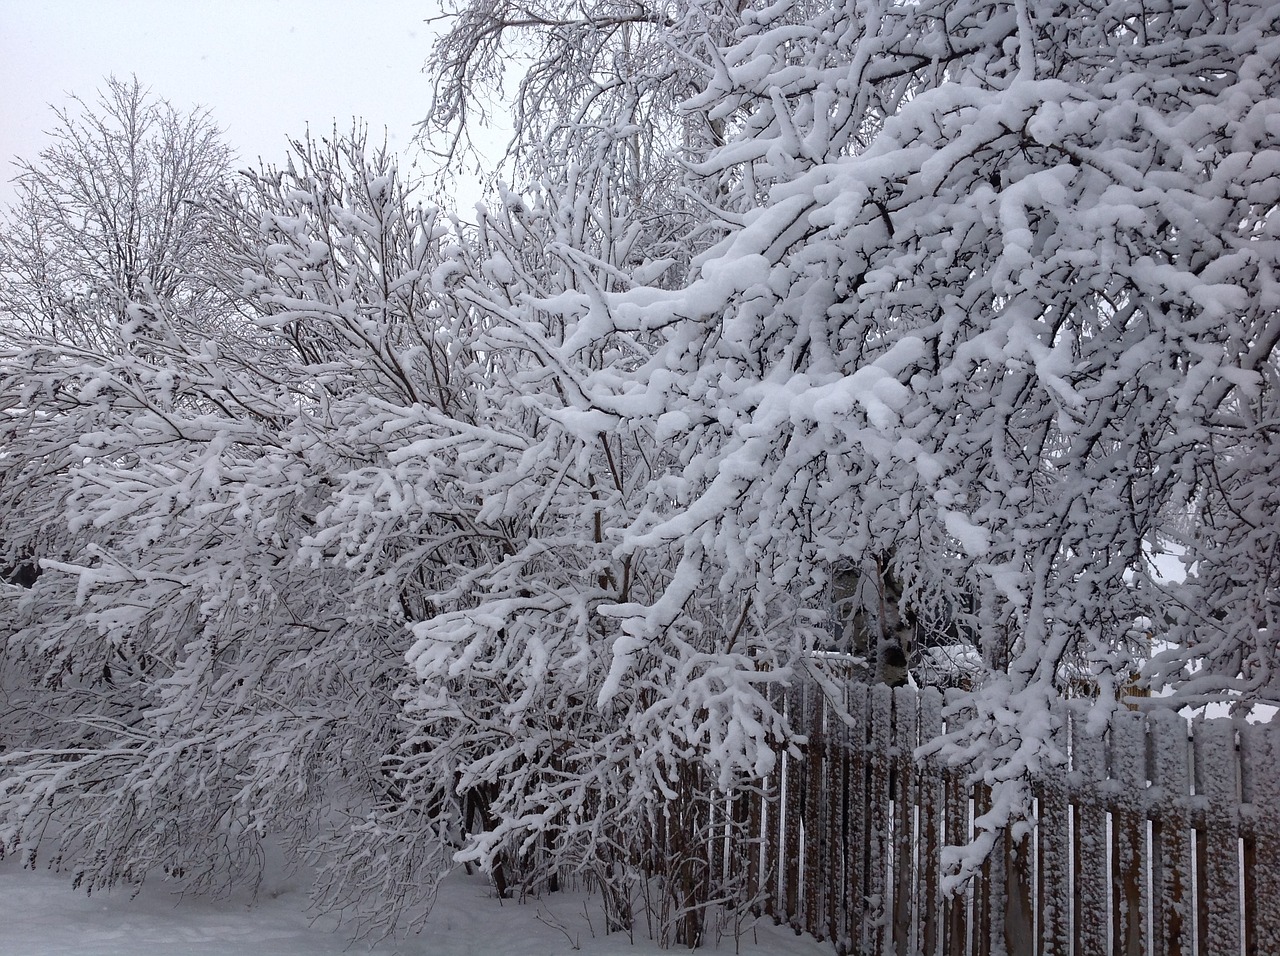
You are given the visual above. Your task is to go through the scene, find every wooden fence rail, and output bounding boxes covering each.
[729,680,1280,956]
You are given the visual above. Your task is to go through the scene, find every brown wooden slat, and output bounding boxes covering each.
[805,681,827,939]
[918,687,945,956]
[1072,705,1110,956]
[943,696,973,956]
[843,682,870,951]
[761,773,780,920]
[1239,721,1280,956]
[709,789,724,902]
[1111,710,1149,956]
[1005,825,1035,956]
[1193,717,1240,956]
[744,778,764,908]
[970,782,994,956]
[893,686,918,956]
[763,681,785,921]
[1037,701,1071,956]
[1148,708,1193,956]
[784,681,805,929]
[866,683,894,956]
[825,683,845,945]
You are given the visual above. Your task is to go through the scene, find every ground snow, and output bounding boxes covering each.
[0,863,833,956]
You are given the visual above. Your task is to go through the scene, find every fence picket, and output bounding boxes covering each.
[1240,720,1280,955]
[805,681,827,939]
[844,682,870,953]
[761,688,779,921]
[1072,706,1110,956]
[1111,710,1149,956]
[866,683,895,956]
[970,782,995,956]
[918,688,945,956]
[744,778,764,909]
[731,678,1279,956]
[943,697,972,956]
[1148,708,1193,956]
[1037,703,1070,956]
[893,686,917,956]
[1193,717,1241,956]
[1006,826,1035,956]
[784,681,805,929]
[825,683,845,945]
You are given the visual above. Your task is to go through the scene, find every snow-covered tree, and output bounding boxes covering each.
[0,76,233,347]
[3,0,1277,937]
[0,126,777,942]
[563,0,1280,883]
[0,134,473,937]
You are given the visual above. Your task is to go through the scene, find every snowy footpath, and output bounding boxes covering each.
[0,862,832,956]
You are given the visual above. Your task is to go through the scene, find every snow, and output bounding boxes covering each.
[0,862,833,956]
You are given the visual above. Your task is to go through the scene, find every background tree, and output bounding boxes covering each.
[0,75,233,346]
[0,133,473,939]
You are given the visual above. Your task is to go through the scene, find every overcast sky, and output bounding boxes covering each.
[1,0,499,212]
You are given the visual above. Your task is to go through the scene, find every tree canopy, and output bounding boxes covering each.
[1,0,1277,939]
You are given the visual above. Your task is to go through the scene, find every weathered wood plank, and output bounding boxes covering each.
[943,694,973,956]
[762,681,786,921]
[1037,702,1071,956]
[743,778,764,909]
[970,782,995,956]
[893,686,917,956]
[844,682,870,952]
[866,683,894,956]
[1193,717,1240,956]
[1148,709,1193,956]
[805,681,826,939]
[825,684,845,945]
[1072,705,1110,956]
[1240,721,1280,956]
[918,687,945,956]
[784,681,805,929]
[1110,710,1149,956]
[1005,825,1035,956]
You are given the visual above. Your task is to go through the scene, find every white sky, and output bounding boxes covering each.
[0,0,500,213]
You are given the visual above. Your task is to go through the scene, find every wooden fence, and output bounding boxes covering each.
[723,679,1280,956]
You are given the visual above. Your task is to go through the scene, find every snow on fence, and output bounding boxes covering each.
[719,678,1280,956]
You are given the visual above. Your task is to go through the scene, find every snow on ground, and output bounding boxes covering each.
[0,860,833,956]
